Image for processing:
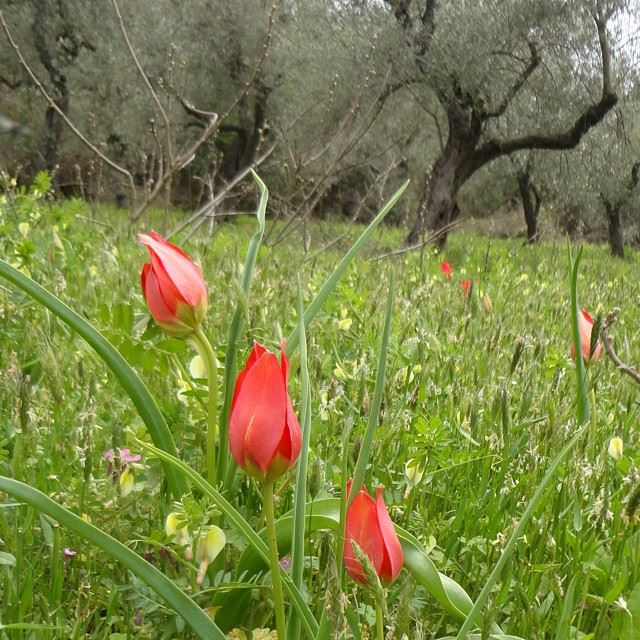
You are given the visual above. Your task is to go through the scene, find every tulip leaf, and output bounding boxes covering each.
[285,180,408,355]
[0,259,188,499]
[288,276,313,640]
[0,476,224,640]
[567,244,590,425]
[131,436,319,639]
[218,170,268,486]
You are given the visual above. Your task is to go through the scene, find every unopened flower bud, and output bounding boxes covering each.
[119,468,134,497]
[195,526,226,584]
[189,355,207,379]
[608,437,623,461]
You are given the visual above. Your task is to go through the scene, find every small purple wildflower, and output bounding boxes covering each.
[63,548,77,557]
[119,448,142,463]
[102,449,115,462]
[279,555,292,571]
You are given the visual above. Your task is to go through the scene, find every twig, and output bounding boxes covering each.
[373,219,463,261]
[599,308,640,385]
[111,0,173,164]
[0,9,136,202]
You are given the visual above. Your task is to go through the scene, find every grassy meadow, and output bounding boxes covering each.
[1,183,640,639]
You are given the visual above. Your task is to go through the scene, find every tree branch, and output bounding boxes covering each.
[481,40,540,120]
[384,0,437,68]
[111,0,173,164]
[467,12,617,176]
[600,309,640,387]
[0,8,136,199]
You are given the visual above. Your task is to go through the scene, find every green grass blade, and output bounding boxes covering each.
[132,437,319,638]
[219,171,268,486]
[568,244,590,424]
[350,270,394,495]
[454,422,589,639]
[288,276,312,640]
[285,181,408,356]
[0,476,224,640]
[0,259,188,498]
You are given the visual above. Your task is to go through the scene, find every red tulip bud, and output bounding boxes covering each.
[440,261,453,280]
[138,232,208,338]
[344,481,403,585]
[571,309,601,363]
[229,342,302,482]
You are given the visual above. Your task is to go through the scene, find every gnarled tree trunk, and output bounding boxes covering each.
[517,169,542,243]
[606,204,624,258]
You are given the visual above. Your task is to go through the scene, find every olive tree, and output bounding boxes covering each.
[375,0,628,248]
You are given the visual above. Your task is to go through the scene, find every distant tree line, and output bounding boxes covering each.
[0,0,638,254]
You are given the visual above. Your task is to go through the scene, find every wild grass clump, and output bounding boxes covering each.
[1,179,639,639]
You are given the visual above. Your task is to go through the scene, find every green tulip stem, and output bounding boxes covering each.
[263,481,286,640]
[376,601,384,640]
[193,327,218,485]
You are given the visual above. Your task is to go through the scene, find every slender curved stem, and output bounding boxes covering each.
[192,327,218,485]
[376,601,384,640]
[263,481,286,640]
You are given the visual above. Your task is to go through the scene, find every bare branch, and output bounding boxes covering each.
[217,1,277,127]
[481,40,540,120]
[0,8,136,201]
[111,0,173,164]
[467,13,617,177]
[131,110,218,220]
[599,309,640,387]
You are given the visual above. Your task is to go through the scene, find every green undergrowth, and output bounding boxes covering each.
[1,187,640,639]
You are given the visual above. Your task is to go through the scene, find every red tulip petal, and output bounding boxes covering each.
[375,487,403,583]
[577,308,601,361]
[280,344,290,380]
[231,343,267,414]
[138,233,207,308]
[282,394,302,464]
[344,487,384,583]
[229,351,287,474]
[580,309,593,324]
[140,263,178,324]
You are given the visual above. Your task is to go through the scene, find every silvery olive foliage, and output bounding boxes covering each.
[0,0,639,242]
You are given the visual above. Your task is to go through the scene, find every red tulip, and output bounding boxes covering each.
[138,232,208,337]
[440,261,453,280]
[461,279,471,296]
[343,481,403,585]
[571,309,601,362]
[229,342,302,482]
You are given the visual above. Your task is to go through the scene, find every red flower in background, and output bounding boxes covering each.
[571,309,601,363]
[461,279,471,296]
[440,262,453,280]
[343,481,403,585]
[138,232,208,337]
[229,343,302,482]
